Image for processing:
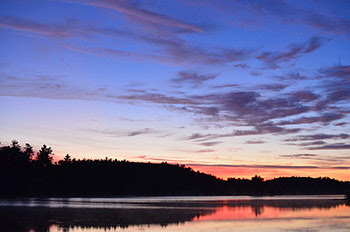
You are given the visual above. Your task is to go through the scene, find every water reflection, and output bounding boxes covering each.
[0,197,349,232]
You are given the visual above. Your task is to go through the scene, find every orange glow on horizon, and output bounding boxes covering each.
[49,153,350,181]
[189,165,350,181]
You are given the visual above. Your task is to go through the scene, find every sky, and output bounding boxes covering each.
[0,0,350,180]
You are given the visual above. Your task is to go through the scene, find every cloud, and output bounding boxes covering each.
[118,92,196,105]
[279,153,350,162]
[335,122,348,127]
[276,113,344,126]
[273,72,308,81]
[297,141,326,146]
[1,15,253,66]
[162,45,254,65]
[183,123,301,143]
[257,37,328,67]
[232,124,301,136]
[308,144,350,150]
[217,1,350,37]
[0,16,81,37]
[244,140,265,144]
[126,128,155,136]
[234,63,250,69]
[171,71,218,86]
[280,154,317,158]
[212,84,238,89]
[3,67,345,146]
[119,88,311,137]
[285,133,349,142]
[312,65,350,111]
[64,0,203,33]
[200,141,222,147]
[82,128,158,137]
[318,65,350,78]
[0,73,89,100]
[184,133,212,141]
[288,91,319,102]
[258,84,289,91]
[250,71,262,76]
[306,13,350,37]
[195,149,215,153]
[62,40,253,66]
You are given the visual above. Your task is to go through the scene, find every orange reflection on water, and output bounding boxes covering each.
[194,203,350,222]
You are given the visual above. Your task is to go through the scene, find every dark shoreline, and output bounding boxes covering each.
[1,196,349,231]
[2,143,350,197]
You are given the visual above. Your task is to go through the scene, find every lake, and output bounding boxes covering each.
[0,195,349,231]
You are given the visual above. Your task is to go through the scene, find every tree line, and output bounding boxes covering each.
[1,140,350,197]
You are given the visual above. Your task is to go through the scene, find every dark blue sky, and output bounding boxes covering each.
[0,0,349,179]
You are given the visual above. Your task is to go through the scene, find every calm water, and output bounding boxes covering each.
[0,196,349,231]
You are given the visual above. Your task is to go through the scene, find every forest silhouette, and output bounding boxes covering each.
[1,140,350,197]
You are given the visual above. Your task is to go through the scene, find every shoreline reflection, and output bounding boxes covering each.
[0,197,349,231]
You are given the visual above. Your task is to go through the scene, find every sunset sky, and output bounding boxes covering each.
[1,0,349,180]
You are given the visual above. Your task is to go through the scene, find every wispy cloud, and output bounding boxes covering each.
[0,16,81,37]
[318,65,350,78]
[258,84,289,91]
[285,133,349,142]
[280,153,350,162]
[308,144,350,150]
[82,128,158,137]
[195,149,215,153]
[257,37,328,68]
[1,15,253,66]
[64,0,203,33]
[276,113,344,126]
[200,141,222,147]
[126,128,155,137]
[215,1,350,37]
[171,71,218,86]
[244,140,265,144]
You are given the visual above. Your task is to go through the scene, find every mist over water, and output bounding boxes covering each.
[1,196,349,232]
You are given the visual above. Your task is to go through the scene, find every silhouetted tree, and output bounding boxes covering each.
[64,154,71,162]
[36,144,53,166]
[1,140,350,197]
[251,175,264,183]
[11,140,21,151]
[23,143,34,163]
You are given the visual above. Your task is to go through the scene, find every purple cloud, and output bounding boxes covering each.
[171,71,218,86]
[273,72,308,81]
[318,65,350,78]
[200,141,222,147]
[258,84,289,91]
[280,153,350,162]
[285,133,349,142]
[64,0,203,33]
[0,16,80,37]
[244,140,265,144]
[288,91,319,102]
[234,63,250,69]
[308,144,350,150]
[217,1,350,37]
[257,37,328,67]
[126,128,155,137]
[276,113,344,126]
[195,149,215,153]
